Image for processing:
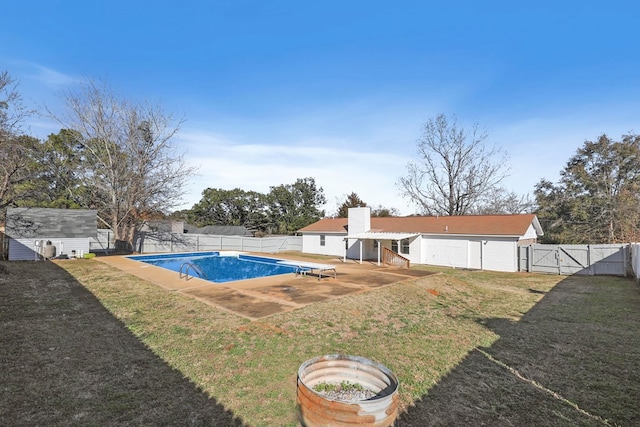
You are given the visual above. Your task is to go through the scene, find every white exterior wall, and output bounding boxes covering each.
[302,231,520,272]
[9,238,91,261]
[407,238,421,264]
[345,238,361,259]
[421,235,519,272]
[520,224,538,240]
[8,239,41,261]
[302,233,345,257]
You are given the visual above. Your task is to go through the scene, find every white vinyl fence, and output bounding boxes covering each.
[90,229,115,253]
[90,229,302,254]
[631,243,640,281]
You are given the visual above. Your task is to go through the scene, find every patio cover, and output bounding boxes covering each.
[344,232,420,265]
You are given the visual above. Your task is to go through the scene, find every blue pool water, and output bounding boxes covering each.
[128,252,302,283]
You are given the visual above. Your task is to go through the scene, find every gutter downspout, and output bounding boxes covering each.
[343,238,347,263]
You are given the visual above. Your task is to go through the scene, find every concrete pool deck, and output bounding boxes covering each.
[97,253,434,320]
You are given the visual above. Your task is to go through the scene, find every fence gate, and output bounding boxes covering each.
[519,244,628,276]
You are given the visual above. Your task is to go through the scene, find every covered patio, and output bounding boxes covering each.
[344,232,419,267]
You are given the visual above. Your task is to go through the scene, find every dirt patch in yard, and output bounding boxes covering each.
[183,286,294,318]
[255,280,361,304]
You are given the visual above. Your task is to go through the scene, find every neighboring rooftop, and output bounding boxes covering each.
[183,224,253,236]
[141,220,253,236]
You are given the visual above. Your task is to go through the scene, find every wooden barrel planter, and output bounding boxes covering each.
[297,354,399,427]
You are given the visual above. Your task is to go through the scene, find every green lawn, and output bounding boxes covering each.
[2,259,639,426]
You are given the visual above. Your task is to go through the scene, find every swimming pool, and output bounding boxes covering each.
[128,252,304,283]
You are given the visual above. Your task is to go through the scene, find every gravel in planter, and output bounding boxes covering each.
[313,382,378,401]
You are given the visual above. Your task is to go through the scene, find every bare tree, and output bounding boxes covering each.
[0,71,32,139]
[53,79,196,245]
[398,114,510,216]
[0,71,40,214]
[472,188,534,215]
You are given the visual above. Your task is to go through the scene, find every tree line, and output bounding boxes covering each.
[2,68,639,245]
[171,178,326,236]
[534,134,640,243]
[0,72,330,241]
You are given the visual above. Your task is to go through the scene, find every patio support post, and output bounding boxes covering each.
[377,240,381,266]
[359,240,363,264]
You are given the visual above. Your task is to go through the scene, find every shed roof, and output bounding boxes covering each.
[299,214,542,237]
[6,208,98,239]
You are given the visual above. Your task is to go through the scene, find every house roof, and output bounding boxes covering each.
[299,218,349,233]
[348,232,420,240]
[298,214,542,237]
[5,207,98,239]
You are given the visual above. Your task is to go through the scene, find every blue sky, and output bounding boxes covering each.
[2,1,639,215]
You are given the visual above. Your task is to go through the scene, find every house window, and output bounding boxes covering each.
[401,238,410,255]
[373,240,379,250]
[392,239,410,255]
[320,235,326,246]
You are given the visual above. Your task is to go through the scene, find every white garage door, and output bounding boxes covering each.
[423,237,468,268]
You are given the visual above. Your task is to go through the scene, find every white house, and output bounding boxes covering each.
[5,208,97,261]
[298,207,543,272]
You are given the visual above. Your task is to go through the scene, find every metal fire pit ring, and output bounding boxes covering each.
[297,354,399,427]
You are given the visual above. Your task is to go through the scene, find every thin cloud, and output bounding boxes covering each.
[178,128,412,215]
[32,65,76,87]
[9,60,78,88]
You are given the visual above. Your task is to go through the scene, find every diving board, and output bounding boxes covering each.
[277,260,337,280]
